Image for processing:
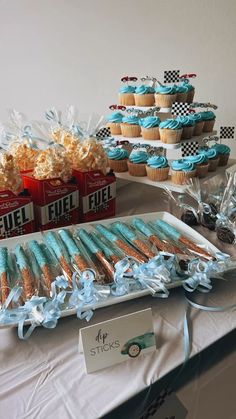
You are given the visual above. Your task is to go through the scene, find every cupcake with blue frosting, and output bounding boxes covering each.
[180,81,195,103]
[155,85,177,108]
[198,147,219,171]
[212,143,230,166]
[159,119,183,144]
[121,115,141,138]
[139,116,161,140]
[119,85,135,106]
[176,116,195,140]
[185,153,209,178]
[200,111,216,133]
[134,85,155,107]
[175,84,188,103]
[128,150,149,176]
[106,112,123,135]
[171,159,196,184]
[146,155,169,181]
[107,147,129,172]
[189,113,204,136]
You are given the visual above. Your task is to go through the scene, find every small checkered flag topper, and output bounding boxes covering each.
[96,127,111,140]
[220,126,235,139]
[164,70,180,84]
[172,102,190,116]
[181,141,199,157]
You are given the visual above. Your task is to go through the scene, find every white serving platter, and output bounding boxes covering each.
[0,211,220,328]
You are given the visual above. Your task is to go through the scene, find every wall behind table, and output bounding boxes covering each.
[0,0,236,155]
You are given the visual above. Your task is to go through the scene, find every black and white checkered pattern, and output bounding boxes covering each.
[172,102,190,116]
[96,127,111,140]
[220,126,235,139]
[2,230,13,238]
[164,70,180,84]
[141,388,172,419]
[14,227,25,235]
[181,141,199,157]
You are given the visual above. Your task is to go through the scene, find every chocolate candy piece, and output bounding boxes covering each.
[201,213,216,231]
[216,227,235,244]
[179,259,190,271]
[181,210,198,226]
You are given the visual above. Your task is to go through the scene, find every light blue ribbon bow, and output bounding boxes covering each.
[69,270,110,321]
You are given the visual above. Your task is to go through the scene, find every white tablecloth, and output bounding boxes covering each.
[0,182,236,419]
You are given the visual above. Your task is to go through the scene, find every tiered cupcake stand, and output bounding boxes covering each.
[112,106,235,193]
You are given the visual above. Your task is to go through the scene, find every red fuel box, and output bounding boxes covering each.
[23,173,79,231]
[73,169,116,222]
[0,190,35,239]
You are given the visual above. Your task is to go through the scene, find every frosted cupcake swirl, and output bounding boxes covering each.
[119,85,136,93]
[107,148,129,160]
[176,116,195,127]
[159,119,182,130]
[171,159,196,172]
[189,113,203,123]
[135,85,155,95]
[147,155,169,168]
[129,151,149,164]
[200,111,216,121]
[212,144,230,154]
[186,153,208,165]
[106,112,124,123]
[199,148,218,160]
[139,116,161,128]
[122,115,140,125]
[174,84,188,93]
[180,81,194,92]
[155,85,176,95]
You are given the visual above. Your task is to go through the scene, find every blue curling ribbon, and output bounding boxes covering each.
[0,286,23,325]
[69,270,110,322]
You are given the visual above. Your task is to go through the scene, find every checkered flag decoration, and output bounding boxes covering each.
[96,127,111,140]
[172,102,190,116]
[164,70,180,84]
[181,141,199,157]
[220,126,235,139]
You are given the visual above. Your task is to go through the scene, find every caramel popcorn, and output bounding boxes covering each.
[72,138,108,175]
[0,153,23,194]
[33,147,72,183]
[10,140,39,171]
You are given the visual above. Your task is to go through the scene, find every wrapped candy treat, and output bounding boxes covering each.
[216,172,236,244]
[72,138,108,175]
[164,187,199,227]
[10,139,39,172]
[0,247,11,305]
[33,146,72,183]
[0,152,23,195]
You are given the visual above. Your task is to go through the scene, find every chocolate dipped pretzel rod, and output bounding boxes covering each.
[90,233,121,265]
[148,222,185,254]
[154,220,213,260]
[132,218,183,254]
[95,224,147,263]
[0,247,10,305]
[77,229,114,283]
[112,222,156,260]
[45,232,73,283]
[58,229,90,272]
[14,245,35,300]
[28,240,54,292]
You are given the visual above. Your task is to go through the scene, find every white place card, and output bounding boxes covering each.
[78,308,156,373]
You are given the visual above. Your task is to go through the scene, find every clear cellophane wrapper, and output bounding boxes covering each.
[215,172,236,244]
[33,144,73,183]
[26,240,62,297]
[0,150,23,195]
[185,178,218,231]
[59,227,101,280]
[13,244,40,303]
[45,106,81,164]
[0,249,19,307]
[110,222,158,261]
[3,109,41,171]
[163,186,199,227]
